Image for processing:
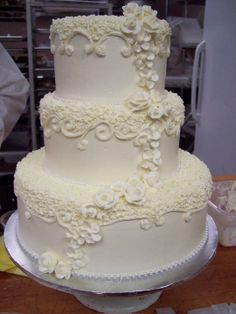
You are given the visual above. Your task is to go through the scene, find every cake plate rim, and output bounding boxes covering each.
[4,211,218,296]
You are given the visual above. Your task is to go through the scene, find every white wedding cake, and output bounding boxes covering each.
[14,3,212,286]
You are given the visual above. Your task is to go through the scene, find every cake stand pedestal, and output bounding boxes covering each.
[4,213,218,314]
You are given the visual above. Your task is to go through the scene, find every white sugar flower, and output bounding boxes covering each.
[150,130,161,148]
[144,170,160,187]
[152,130,161,141]
[137,32,152,44]
[79,221,102,244]
[141,41,151,51]
[125,177,146,206]
[72,250,89,271]
[60,212,72,223]
[69,238,81,249]
[148,91,171,120]
[134,42,142,53]
[112,181,126,196]
[78,203,97,218]
[150,140,159,148]
[146,51,155,60]
[150,89,166,102]
[67,248,87,261]
[140,218,153,230]
[135,57,145,70]
[143,15,160,33]
[149,71,159,84]
[148,104,165,120]
[138,70,159,90]
[38,251,58,274]
[165,119,180,136]
[142,5,157,18]
[127,91,150,111]
[145,60,154,69]
[153,149,162,166]
[143,150,153,161]
[140,159,156,171]
[72,258,88,271]
[134,128,152,147]
[54,261,72,280]
[95,188,119,210]
[123,2,141,18]
[121,16,141,35]
[140,150,157,171]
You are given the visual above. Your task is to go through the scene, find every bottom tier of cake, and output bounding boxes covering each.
[14,148,212,283]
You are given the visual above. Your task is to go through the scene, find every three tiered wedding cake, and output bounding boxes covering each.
[14,3,212,284]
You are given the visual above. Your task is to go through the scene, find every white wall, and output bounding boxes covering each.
[194,0,236,176]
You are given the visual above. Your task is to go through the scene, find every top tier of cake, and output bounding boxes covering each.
[50,4,171,103]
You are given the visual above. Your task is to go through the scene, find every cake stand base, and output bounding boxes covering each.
[74,291,162,314]
[4,213,218,314]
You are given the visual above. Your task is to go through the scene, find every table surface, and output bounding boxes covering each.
[1,176,236,314]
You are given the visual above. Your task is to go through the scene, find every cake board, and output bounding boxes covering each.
[4,212,218,314]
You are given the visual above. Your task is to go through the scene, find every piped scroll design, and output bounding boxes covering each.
[50,3,171,74]
[51,27,133,58]
[40,93,147,150]
[40,89,184,156]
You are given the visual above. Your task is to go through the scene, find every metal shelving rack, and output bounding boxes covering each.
[0,0,112,165]
[165,0,203,90]
[165,0,205,152]
[26,0,113,150]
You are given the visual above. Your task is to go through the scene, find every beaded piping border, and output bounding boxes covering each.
[16,217,208,282]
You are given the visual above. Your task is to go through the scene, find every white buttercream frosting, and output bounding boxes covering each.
[54,261,72,280]
[38,251,58,274]
[15,3,212,282]
[94,188,119,210]
[124,177,146,206]
[50,4,170,60]
[51,3,170,102]
[38,251,72,279]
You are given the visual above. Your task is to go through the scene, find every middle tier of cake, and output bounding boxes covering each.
[40,90,184,185]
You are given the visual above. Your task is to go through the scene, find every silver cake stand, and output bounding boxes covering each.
[4,212,218,314]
